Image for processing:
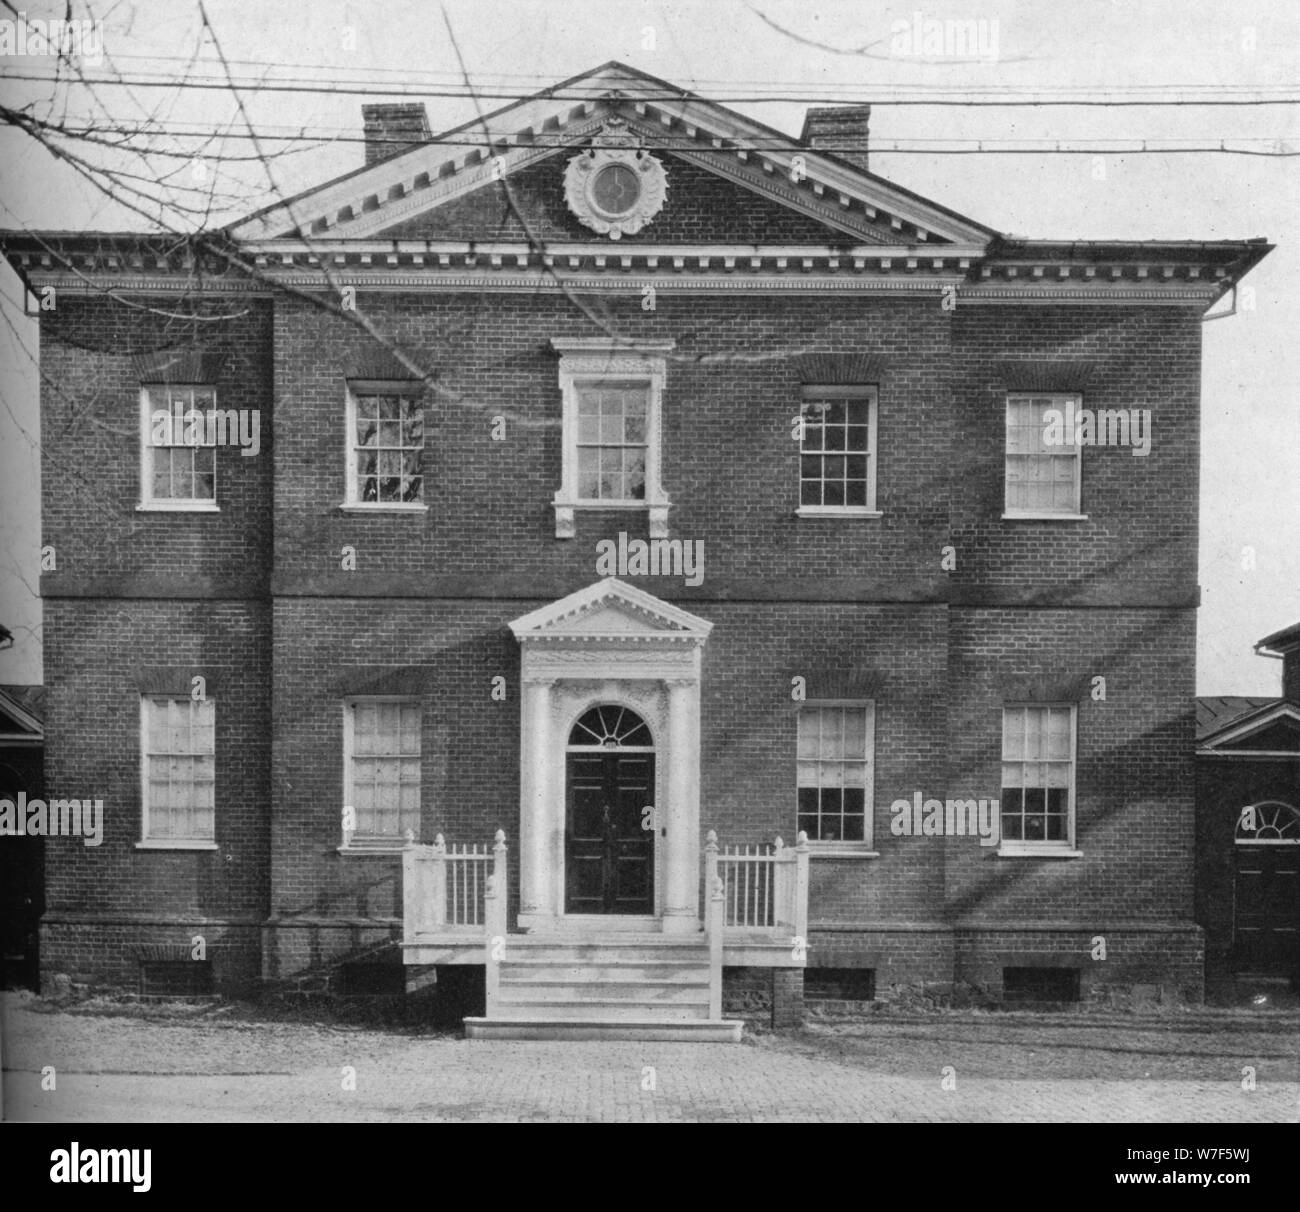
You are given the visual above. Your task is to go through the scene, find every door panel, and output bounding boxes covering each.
[565,751,654,914]
[1234,847,1300,976]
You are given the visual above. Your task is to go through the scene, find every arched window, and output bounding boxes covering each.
[1235,800,1300,843]
[567,704,652,749]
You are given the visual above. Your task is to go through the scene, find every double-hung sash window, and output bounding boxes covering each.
[1005,393,1082,516]
[140,385,218,509]
[141,696,216,845]
[798,386,878,514]
[797,702,875,847]
[577,382,648,502]
[550,339,673,538]
[1000,704,1077,850]
[342,699,421,846]
[346,388,425,507]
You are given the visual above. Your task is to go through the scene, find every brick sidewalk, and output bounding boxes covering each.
[7,1036,1298,1123]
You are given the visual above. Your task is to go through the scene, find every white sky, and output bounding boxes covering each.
[0,0,1297,692]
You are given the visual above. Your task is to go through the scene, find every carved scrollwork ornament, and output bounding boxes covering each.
[564,119,668,239]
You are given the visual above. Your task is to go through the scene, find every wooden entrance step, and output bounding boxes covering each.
[475,934,742,1042]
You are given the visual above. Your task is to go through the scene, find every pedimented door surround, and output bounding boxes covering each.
[509,578,712,935]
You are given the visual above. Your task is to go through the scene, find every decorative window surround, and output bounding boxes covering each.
[550,338,674,538]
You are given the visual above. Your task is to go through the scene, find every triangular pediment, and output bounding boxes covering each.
[1200,701,1300,753]
[372,145,876,246]
[509,578,711,643]
[0,687,43,738]
[230,62,993,249]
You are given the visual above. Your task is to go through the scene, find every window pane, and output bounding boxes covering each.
[801,395,873,508]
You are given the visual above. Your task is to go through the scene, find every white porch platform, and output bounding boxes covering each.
[401,831,809,1041]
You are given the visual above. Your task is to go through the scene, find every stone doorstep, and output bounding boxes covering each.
[463,1017,744,1042]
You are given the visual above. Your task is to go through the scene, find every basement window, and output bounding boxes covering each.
[805,967,876,1001]
[1002,967,1080,1005]
[138,959,214,999]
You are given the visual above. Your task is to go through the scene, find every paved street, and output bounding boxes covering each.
[4,995,1298,1122]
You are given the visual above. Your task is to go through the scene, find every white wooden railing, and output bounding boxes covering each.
[703,830,809,940]
[403,831,507,943]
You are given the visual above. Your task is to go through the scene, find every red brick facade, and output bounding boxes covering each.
[7,64,1269,1011]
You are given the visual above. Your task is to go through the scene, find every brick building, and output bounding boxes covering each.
[1196,623,1300,999]
[1,63,1273,1036]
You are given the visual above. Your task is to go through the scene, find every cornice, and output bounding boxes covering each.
[7,238,1232,304]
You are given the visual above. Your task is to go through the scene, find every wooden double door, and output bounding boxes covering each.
[565,750,655,915]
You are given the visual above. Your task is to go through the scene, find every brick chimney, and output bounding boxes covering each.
[362,103,431,167]
[800,106,871,173]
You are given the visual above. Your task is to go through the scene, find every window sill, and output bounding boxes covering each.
[995,845,1083,859]
[796,507,882,519]
[337,842,407,855]
[553,498,669,539]
[338,502,428,513]
[808,847,880,859]
[136,502,220,513]
[1001,512,1089,522]
[135,840,219,851]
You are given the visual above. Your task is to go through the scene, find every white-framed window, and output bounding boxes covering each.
[550,338,673,538]
[577,382,649,502]
[139,385,219,510]
[797,701,875,848]
[344,386,426,509]
[1000,704,1077,851]
[139,696,216,847]
[1005,393,1082,517]
[798,386,878,516]
[342,698,421,847]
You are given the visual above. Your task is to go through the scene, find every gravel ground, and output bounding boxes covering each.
[4,991,1299,1122]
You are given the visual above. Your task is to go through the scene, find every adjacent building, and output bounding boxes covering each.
[1196,623,1300,999]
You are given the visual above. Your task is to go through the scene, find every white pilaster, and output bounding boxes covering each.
[519,676,555,917]
[663,676,701,933]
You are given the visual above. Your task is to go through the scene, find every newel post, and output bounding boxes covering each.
[772,835,789,933]
[430,833,448,932]
[401,830,419,944]
[794,829,810,951]
[705,831,724,1020]
[485,829,508,1013]
[703,829,719,917]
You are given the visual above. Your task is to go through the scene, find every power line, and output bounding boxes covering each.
[100,54,1298,94]
[6,70,1300,106]
[9,121,1298,156]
